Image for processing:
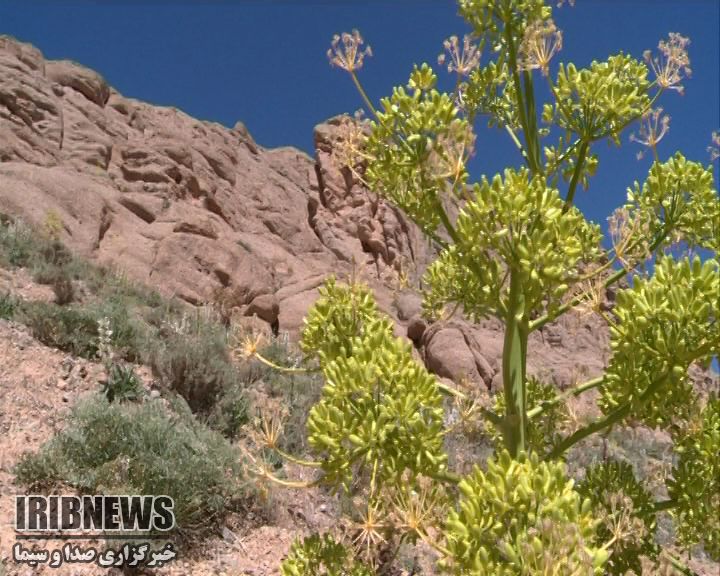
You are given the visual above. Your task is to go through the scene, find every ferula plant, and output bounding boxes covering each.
[239,2,720,574]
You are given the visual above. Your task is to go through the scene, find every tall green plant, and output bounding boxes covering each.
[243,2,720,574]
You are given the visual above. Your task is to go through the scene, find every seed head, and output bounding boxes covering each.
[629,108,670,160]
[644,33,691,94]
[437,34,481,76]
[327,30,372,73]
[518,19,563,77]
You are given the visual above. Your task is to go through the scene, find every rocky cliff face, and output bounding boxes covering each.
[2,34,715,395]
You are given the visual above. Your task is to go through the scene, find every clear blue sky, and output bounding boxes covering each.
[3,1,718,228]
[2,1,720,369]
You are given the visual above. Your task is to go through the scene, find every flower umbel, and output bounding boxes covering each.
[348,498,387,564]
[644,33,691,94]
[518,19,563,77]
[328,30,372,73]
[709,130,720,162]
[427,121,476,187]
[629,108,670,160]
[437,35,481,76]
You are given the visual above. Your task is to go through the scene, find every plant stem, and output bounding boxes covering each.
[664,551,700,576]
[504,124,530,166]
[544,402,630,461]
[274,448,324,468]
[350,71,377,118]
[527,375,604,420]
[544,368,670,460]
[653,498,677,513]
[503,17,540,176]
[562,139,589,213]
[502,270,528,457]
[253,352,320,373]
[522,70,542,174]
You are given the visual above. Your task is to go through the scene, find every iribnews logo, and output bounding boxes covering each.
[15,495,175,537]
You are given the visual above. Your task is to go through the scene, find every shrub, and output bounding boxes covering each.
[14,394,251,532]
[51,269,75,305]
[17,301,145,361]
[267,5,720,572]
[18,302,103,358]
[0,216,36,268]
[147,313,240,414]
[205,383,251,440]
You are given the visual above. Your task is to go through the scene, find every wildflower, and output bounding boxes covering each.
[391,473,443,534]
[97,317,114,367]
[237,333,263,359]
[348,498,387,563]
[629,108,670,160]
[709,130,720,162]
[427,121,476,185]
[252,396,288,450]
[517,19,563,77]
[644,33,691,94]
[327,30,372,73]
[437,34,481,76]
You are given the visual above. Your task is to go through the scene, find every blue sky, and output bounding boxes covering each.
[2,1,719,369]
[2,1,717,231]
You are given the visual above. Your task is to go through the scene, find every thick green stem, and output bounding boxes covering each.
[562,140,589,213]
[522,70,542,174]
[503,18,540,176]
[502,271,528,457]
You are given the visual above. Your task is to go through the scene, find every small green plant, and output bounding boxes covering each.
[101,363,144,403]
[0,217,36,268]
[0,291,15,319]
[206,382,250,439]
[14,394,250,532]
[17,301,144,360]
[41,209,63,242]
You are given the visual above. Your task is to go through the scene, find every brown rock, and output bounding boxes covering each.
[407,315,427,343]
[423,325,489,391]
[173,218,219,239]
[46,60,110,107]
[394,290,422,321]
[245,294,280,325]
